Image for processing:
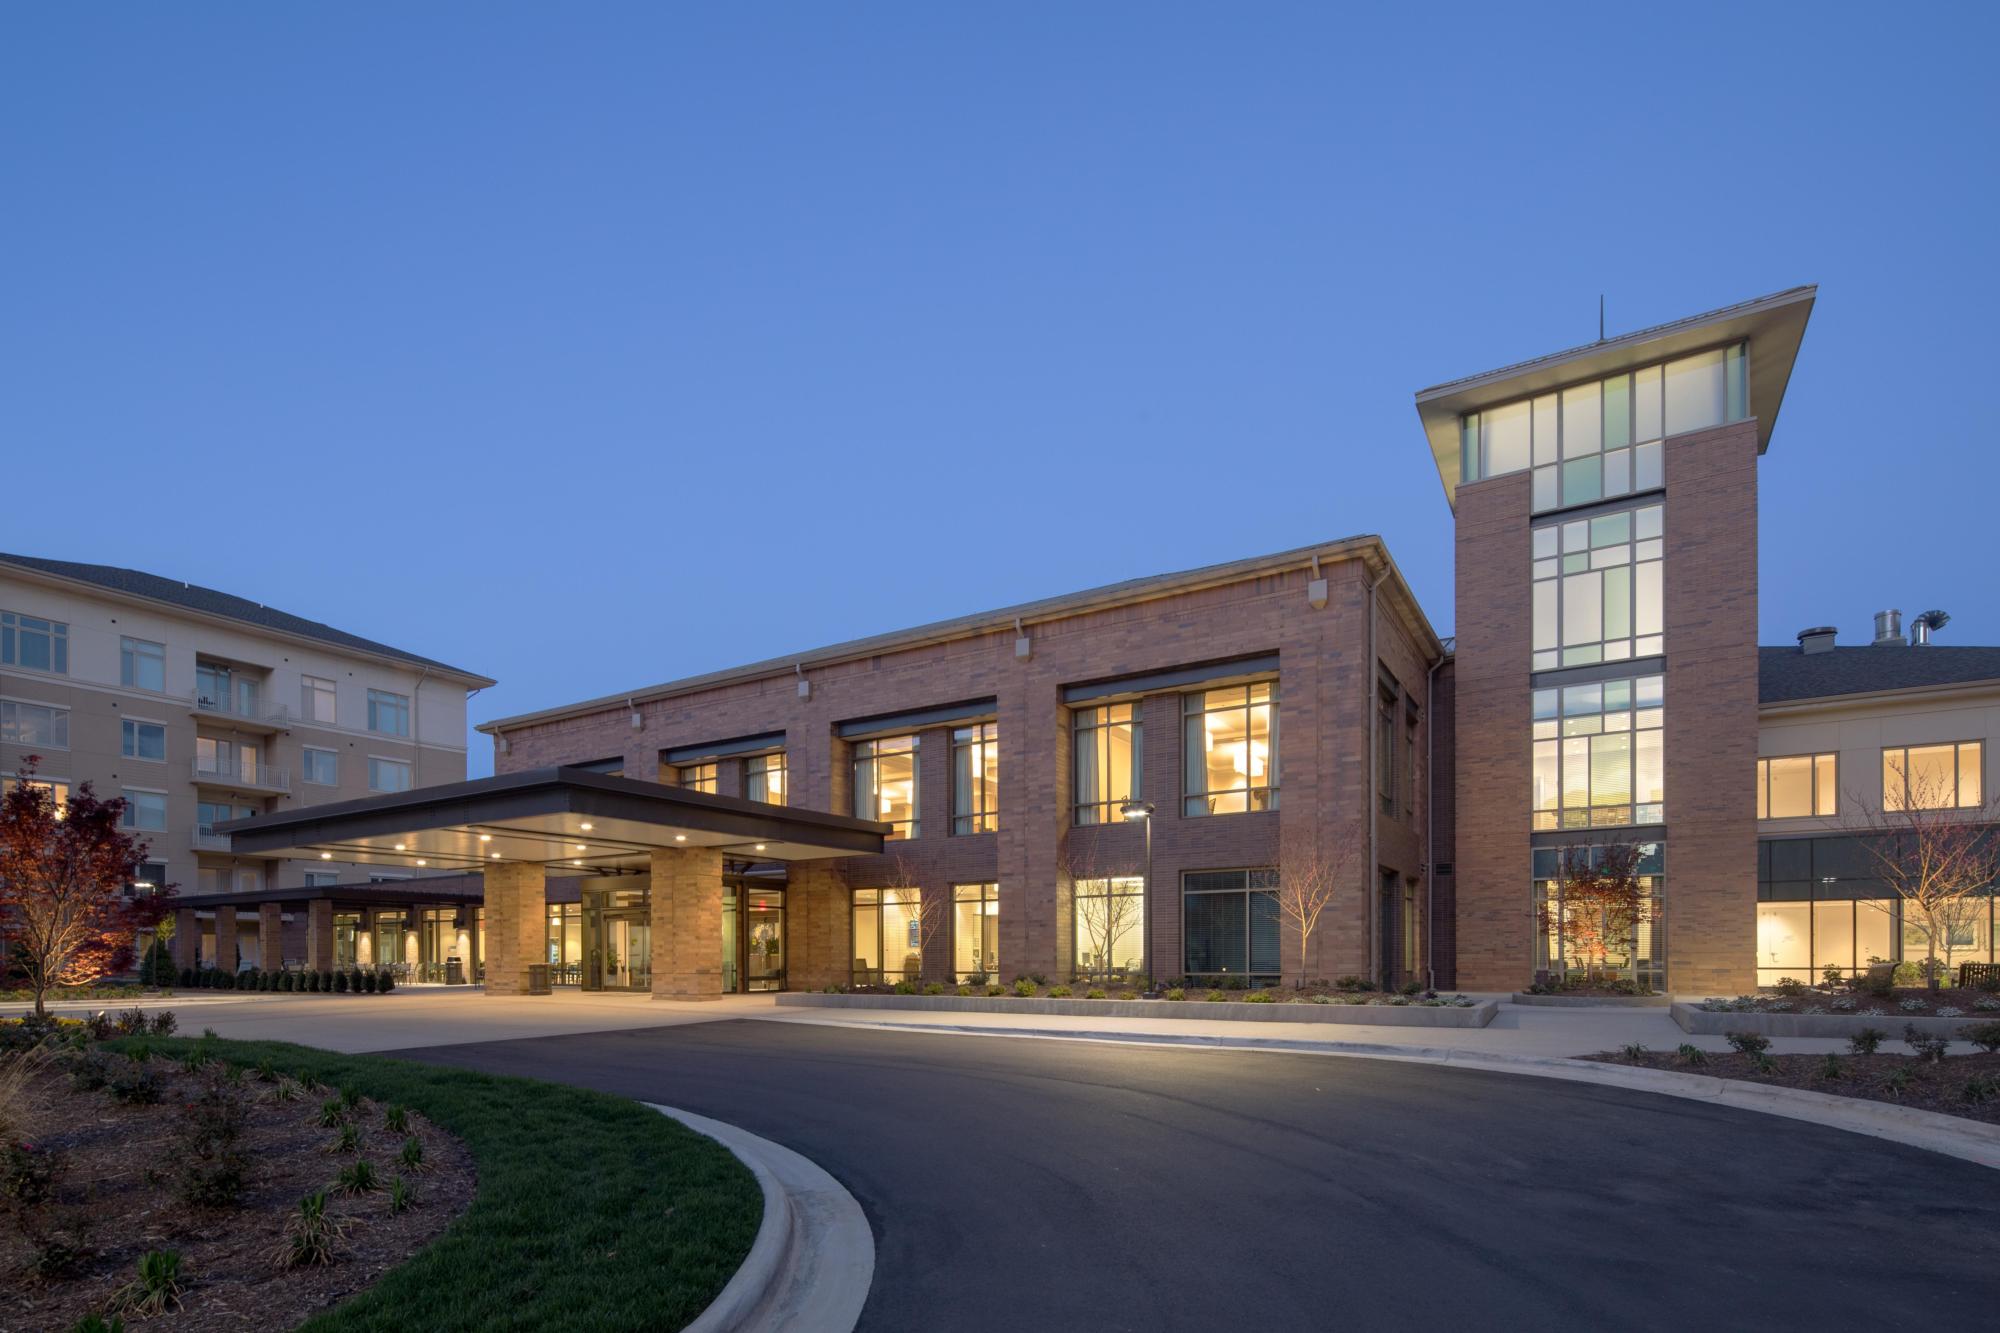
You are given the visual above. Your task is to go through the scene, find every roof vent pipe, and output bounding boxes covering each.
[1797,626,1838,655]
[1872,609,1905,646]
[1911,609,1950,646]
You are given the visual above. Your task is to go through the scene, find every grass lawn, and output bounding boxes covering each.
[111,1035,762,1331]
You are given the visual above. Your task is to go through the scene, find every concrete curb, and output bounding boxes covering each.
[652,1104,874,1333]
[775,992,1497,1028]
[1671,1001,2000,1039]
[788,1018,2000,1171]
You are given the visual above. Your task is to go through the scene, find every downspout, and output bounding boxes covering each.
[1423,648,1447,991]
[1366,564,1390,988]
[412,667,432,789]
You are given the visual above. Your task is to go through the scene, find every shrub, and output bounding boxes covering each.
[1880,1065,1913,1096]
[1046,985,1072,998]
[336,1159,381,1195]
[921,982,945,996]
[1165,988,1186,1001]
[1858,965,1896,998]
[1085,988,1106,1000]
[389,1173,415,1215]
[1205,990,1225,1002]
[320,970,335,993]
[1961,1073,2000,1105]
[67,1048,113,1093]
[149,1010,177,1037]
[1821,964,1845,988]
[108,1062,162,1105]
[1333,975,1372,993]
[1673,1043,1707,1068]
[334,970,350,995]
[1244,990,1275,1003]
[272,1190,346,1268]
[1816,1053,1845,1081]
[1025,972,1048,986]
[955,985,973,997]
[67,1316,124,1333]
[139,939,176,988]
[109,1249,185,1317]
[985,984,1004,997]
[177,967,195,989]
[1724,1031,1771,1057]
[1961,1020,2000,1054]
[114,1007,148,1037]
[170,1079,250,1207]
[362,971,380,994]
[1011,978,1036,997]
[890,980,916,995]
[1618,1042,1649,1062]
[1773,977,1808,997]
[1849,1027,1886,1056]
[1904,1023,1950,1063]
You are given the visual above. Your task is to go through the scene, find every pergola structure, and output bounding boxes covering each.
[218,767,888,997]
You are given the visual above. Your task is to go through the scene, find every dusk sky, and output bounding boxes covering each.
[6,5,1994,776]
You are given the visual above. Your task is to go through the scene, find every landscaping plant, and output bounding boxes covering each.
[1724,1031,1771,1057]
[1962,1020,2000,1055]
[336,1159,381,1195]
[1845,764,2000,989]
[1673,1043,1707,1067]
[1849,1027,1886,1055]
[109,1249,185,1317]
[1903,1024,1950,1063]
[272,1190,347,1269]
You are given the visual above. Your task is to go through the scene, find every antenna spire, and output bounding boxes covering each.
[1599,294,1605,342]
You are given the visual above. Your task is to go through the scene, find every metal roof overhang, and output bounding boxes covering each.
[1414,285,1817,509]
[216,767,889,874]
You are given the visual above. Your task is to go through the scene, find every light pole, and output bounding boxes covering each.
[1121,800,1155,984]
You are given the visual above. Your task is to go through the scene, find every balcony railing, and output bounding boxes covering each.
[190,758,291,793]
[192,830,231,853]
[194,692,267,720]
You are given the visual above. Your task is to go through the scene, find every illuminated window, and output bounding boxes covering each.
[1183,683,1278,817]
[853,886,922,985]
[1072,703,1141,825]
[1757,754,1837,819]
[120,637,165,692]
[1531,504,1663,670]
[744,752,786,806]
[1,611,68,674]
[1531,675,1663,830]
[2,776,70,811]
[852,736,919,839]
[951,722,998,834]
[1,700,69,749]
[676,762,717,794]
[952,883,998,981]
[1074,877,1144,979]
[1533,843,1666,991]
[1882,742,1983,811]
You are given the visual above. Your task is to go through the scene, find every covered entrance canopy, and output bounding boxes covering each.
[217,767,888,997]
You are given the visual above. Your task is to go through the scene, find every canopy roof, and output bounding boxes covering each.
[218,767,888,874]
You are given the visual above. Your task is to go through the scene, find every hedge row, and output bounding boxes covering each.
[176,966,398,994]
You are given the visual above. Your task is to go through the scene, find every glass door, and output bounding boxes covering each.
[745,891,785,991]
[582,884,653,991]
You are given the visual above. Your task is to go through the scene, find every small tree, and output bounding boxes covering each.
[1537,844,1659,983]
[1848,762,2000,990]
[882,855,943,983]
[1061,830,1142,983]
[1271,823,1364,988]
[0,758,172,1015]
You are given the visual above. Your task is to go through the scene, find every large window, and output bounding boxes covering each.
[121,789,168,832]
[1182,869,1280,979]
[852,886,922,985]
[546,903,583,985]
[367,689,410,736]
[1757,753,1837,819]
[121,719,167,762]
[676,762,717,794]
[852,736,919,840]
[1,612,67,674]
[1532,504,1663,670]
[1,700,69,748]
[197,800,254,836]
[3,776,70,810]
[1534,843,1666,990]
[196,662,260,717]
[951,722,998,834]
[1073,877,1144,979]
[1183,683,1278,817]
[1073,703,1141,825]
[302,747,338,785]
[953,883,998,981]
[745,752,787,805]
[120,637,166,691]
[1882,742,1983,811]
[1532,675,1663,830]
[302,675,337,724]
[1460,342,1747,510]
[368,757,412,793]
[1376,680,1396,814]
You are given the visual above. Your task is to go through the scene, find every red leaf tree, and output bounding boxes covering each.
[0,757,171,1015]
[1536,844,1659,983]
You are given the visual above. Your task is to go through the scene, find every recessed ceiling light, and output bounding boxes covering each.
[478,833,492,842]
[674,834,686,842]
[571,859,582,866]
[490,853,501,860]
[394,843,407,852]
[754,843,767,852]
[319,852,332,860]
[416,859,427,866]
[573,844,586,851]
[580,822,593,831]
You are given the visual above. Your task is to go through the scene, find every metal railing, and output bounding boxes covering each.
[190,758,291,792]
[192,831,231,852]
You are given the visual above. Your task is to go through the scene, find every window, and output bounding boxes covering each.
[744,752,787,805]
[951,722,999,834]
[120,637,166,691]
[1757,753,1837,819]
[333,911,360,965]
[1376,680,1397,814]
[302,676,337,724]
[1532,675,1663,830]
[197,800,254,835]
[195,736,259,783]
[852,736,919,839]
[121,719,167,762]
[1183,683,1278,816]
[2,776,69,810]
[1182,869,1281,978]
[675,762,717,794]
[1403,702,1420,819]
[953,883,998,981]
[302,747,338,785]
[122,789,168,832]
[368,757,412,793]
[852,886,922,985]
[196,662,260,717]
[131,860,168,893]
[1,700,69,748]
[1072,703,1142,825]
[1535,843,1666,990]
[1882,742,1984,811]
[1459,342,1746,510]
[1073,877,1144,979]
[1531,503,1663,670]
[1,612,67,674]
[367,689,410,736]
[304,870,338,888]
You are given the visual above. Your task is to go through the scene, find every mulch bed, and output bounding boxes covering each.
[1734,986,2000,1015]
[1,1050,475,1330]
[1583,1049,2000,1126]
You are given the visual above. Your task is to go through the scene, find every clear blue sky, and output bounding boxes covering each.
[5,5,1995,776]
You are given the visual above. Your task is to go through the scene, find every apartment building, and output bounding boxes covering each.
[0,553,493,966]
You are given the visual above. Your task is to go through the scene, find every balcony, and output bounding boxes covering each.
[193,829,285,857]
[190,694,287,734]
[190,758,291,795]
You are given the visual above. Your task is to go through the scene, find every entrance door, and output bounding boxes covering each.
[582,885,653,991]
[722,885,786,991]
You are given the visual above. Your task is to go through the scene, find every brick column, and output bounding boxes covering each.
[172,908,200,970]
[214,904,239,973]
[651,847,724,1000]
[258,903,283,969]
[483,861,547,996]
[786,861,850,990]
[305,901,335,971]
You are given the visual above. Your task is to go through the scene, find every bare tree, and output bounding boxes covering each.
[1847,760,2000,989]
[1060,830,1142,983]
[882,854,944,984]
[1271,822,1364,987]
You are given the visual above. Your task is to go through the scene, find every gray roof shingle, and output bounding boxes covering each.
[0,552,493,684]
[1760,644,2000,705]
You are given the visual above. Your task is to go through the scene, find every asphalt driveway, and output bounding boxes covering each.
[398,1021,2000,1330]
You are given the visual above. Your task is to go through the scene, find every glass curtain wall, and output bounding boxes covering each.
[1531,505,1664,671]
[1533,844,1666,989]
